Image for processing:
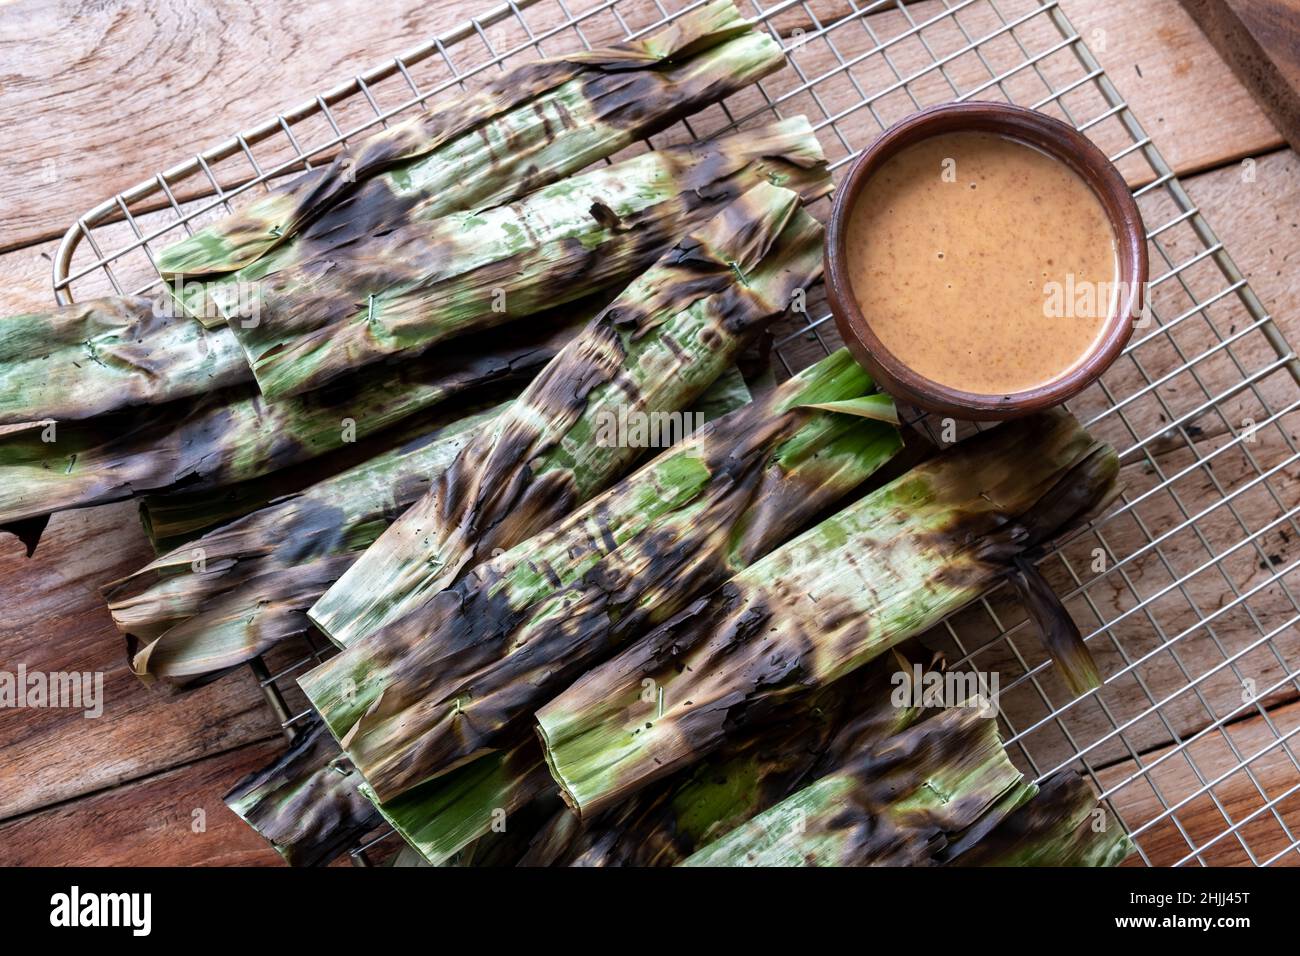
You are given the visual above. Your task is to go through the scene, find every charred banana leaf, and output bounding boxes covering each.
[680,706,1032,867]
[310,175,830,649]
[223,719,381,867]
[158,0,783,285]
[524,649,929,867]
[230,117,830,400]
[302,347,898,802]
[359,736,556,867]
[351,409,904,867]
[137,358,751,554]
[537,409,1119,818]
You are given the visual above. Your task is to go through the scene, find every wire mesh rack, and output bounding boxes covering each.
[53,0,1300,867]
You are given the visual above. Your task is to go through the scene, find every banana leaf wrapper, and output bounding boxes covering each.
[537,409,1120,818]
[229,117,830,400]
[158,0,783,287]
[951,771,1134,866]
[358,736,557,867]
[302,348,899,803]
[223,718,381,867]
[0,316,580,535]
[309,173,831,649]
[0,295,248,427]
[680,706,1034,866]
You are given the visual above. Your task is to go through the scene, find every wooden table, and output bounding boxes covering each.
[0,0,1297,866]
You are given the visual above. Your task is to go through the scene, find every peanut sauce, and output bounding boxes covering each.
[845,131,1119,395]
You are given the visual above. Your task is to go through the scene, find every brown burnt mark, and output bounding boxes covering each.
[549,97,578,132]
[588,201,625,231]
[0,513,50,557]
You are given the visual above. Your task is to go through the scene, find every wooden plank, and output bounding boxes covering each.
[0,0,485,254]
[1100,697,1300,866]
[0,499,283,820]
[0,740,287,866]
[1179,0,1300,152]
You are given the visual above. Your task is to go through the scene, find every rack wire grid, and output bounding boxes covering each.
[52,0,1300,868]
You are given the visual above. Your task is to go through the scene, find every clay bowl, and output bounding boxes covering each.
[825,101,1147,420]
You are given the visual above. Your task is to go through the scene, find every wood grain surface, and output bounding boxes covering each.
[0,0,1296,866]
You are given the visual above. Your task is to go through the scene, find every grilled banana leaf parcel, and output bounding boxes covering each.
[680,706,1032,867]
[227,117,829,400]
[0,318,578,530]
[309,176,831,649]
[521,649,929,867]
[158,0,784,285]
[0,295,248,427]
[224,719,382,868]
[537,410,1120,818]
[301,348,899,803]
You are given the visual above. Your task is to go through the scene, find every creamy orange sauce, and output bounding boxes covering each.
[845,131,1119,395]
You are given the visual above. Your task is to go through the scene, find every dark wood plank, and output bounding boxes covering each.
[1179,0,1300,152]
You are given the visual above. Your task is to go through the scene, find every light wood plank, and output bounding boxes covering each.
[0,0,484,252]
[1060,0,1282,176]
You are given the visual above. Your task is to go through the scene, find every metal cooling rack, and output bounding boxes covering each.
[53,0,1300,867]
